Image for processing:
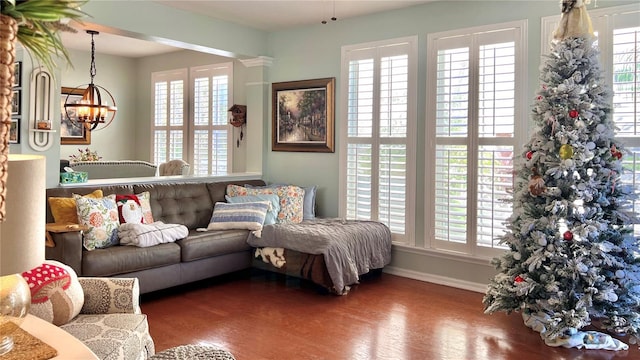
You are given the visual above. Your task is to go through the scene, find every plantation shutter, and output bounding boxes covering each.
[152,69,187,165]
[611,15,640,236]
[191,64,232,176]
[343,38,416,242]
[429,25,522,255]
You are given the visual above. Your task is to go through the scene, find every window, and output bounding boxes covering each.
[151,62,233,175]
[425,21,527,258]
[610,18,640,237]
[340,36,417,244]
[542,5,640,236]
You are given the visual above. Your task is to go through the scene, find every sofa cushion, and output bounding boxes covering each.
[60,313,155,360]
[82,243,181,276]
[178,229,252,262]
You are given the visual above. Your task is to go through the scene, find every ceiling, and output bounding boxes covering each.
[60,0,434,58]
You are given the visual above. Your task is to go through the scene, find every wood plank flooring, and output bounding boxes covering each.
[140,270,636,360]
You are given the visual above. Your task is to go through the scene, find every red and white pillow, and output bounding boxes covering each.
[116,195,144,224]
[115,192,155,225]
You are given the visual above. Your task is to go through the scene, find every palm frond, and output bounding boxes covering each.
[2,0,88,71]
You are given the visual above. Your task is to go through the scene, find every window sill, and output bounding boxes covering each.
[392,243,496,266]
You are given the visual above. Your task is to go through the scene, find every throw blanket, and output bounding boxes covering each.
[118,222,188,247]
[247,218,392,294]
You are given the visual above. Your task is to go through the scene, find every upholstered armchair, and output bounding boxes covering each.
[158,159,190,176]
[24,261,155,360]
[59,277,156,360]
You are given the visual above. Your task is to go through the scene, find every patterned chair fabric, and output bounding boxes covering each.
[60,277,155,360]
[61,313,155,360]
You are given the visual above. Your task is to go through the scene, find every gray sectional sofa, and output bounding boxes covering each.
[45,179,266,294]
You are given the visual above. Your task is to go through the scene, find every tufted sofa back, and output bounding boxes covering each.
[46,179,267,229]
[134,183,212,229]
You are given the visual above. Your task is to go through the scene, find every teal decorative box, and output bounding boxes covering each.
[60,171,88,184]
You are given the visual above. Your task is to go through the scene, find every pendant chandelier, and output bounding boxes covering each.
[64,30,117,131]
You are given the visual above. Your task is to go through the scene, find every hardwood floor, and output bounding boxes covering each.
[140,270,636,360]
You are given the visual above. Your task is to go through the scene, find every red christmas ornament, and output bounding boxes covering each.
[526,151,533,160]
[611,146,623,160]
[563,231,573,241]
[514,275,524,283]
[569,109,579,118]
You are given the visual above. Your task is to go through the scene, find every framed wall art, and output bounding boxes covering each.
[9,118,19,144]
[272,77,335,152]
[60,86,91,145]
[11,90,20,115]
[13,61,21,88]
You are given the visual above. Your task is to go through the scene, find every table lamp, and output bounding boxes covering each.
[0,154,45,355]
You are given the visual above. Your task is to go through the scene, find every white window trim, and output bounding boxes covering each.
[339,35,418,246]
[424,20,528,259]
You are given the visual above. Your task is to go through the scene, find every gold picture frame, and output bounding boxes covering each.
[60,87,91,145]
[272,77,335,153]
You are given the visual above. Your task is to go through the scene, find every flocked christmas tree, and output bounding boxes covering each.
[483,0,640,350]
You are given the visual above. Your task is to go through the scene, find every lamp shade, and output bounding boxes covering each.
[0,154,45,276]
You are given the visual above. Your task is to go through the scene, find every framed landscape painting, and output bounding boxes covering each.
[60,87,91,145]
[272,77,335,153]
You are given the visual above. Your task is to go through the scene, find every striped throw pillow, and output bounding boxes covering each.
[207,201,271,231]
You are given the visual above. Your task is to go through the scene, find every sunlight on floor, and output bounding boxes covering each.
[350,303,409,359]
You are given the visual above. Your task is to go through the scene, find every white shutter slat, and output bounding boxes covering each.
[434,144,468,243]
[612,26,639,137]
[436,47,470,137]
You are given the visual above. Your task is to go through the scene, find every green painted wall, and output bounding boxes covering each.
[60,49,137,162]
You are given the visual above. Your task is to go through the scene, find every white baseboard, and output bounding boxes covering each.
[383,266,488,294]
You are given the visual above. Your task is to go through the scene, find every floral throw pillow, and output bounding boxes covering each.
[227,184,305,224]
[136,191,154,224]
[74,194,120,250]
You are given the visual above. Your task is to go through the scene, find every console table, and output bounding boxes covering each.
[22,314,98,359]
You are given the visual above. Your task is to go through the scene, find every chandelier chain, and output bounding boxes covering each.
[89,32,96,83]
